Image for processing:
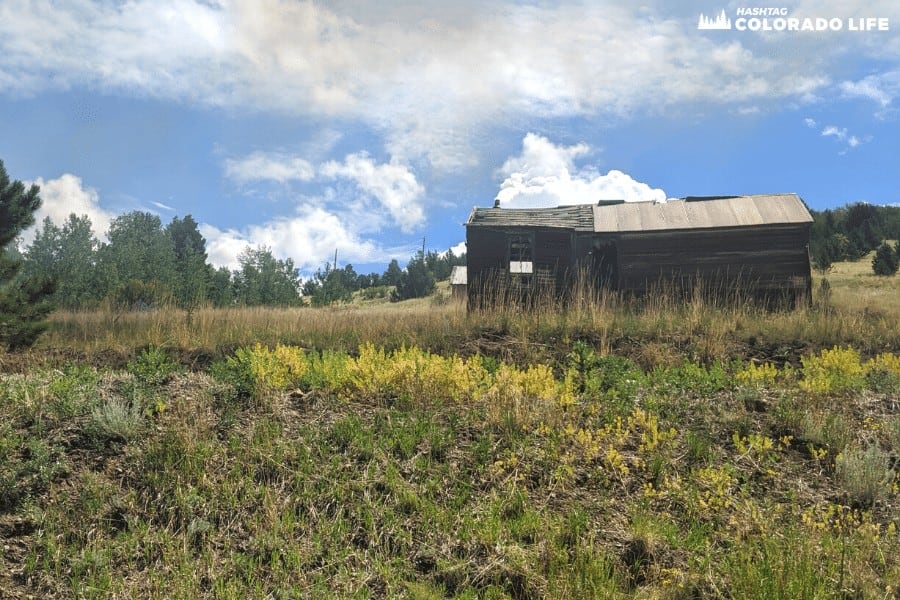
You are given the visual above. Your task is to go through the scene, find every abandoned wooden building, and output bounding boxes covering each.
[449,265,468,301]
[465,193,813,307]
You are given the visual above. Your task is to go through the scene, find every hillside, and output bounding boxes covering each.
[0,256,898,598]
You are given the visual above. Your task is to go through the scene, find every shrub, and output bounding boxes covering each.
[736,362,779,390]
[567,343,645,401]
[88,398,144,443]
[834,444,895,507]
[222,343,308,400]
[871,241,898,276]
[865,352,900,393]
[127,345,179,386]
[799,346,868,395]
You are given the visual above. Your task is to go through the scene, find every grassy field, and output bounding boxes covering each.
[1,257,898,598]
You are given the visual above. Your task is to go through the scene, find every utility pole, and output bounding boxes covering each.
[333,248,338,271]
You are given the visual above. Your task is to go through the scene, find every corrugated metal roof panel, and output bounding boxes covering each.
[592,194,811,232]
[468,194,811,233]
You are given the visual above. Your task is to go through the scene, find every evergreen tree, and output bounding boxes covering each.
[0,160,56,350]
[301,262,358,306]
[207,266,234,307]
[872,241,899,276]
[391,252,435,302]
[382,259,403,287]
[166,215,210,308]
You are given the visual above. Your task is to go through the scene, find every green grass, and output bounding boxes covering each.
[1,258,899,597]
[1,341,898,598]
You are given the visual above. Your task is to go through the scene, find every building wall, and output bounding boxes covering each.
[466,226,576,307]
[605,223,812,301]
[467,222,812,307]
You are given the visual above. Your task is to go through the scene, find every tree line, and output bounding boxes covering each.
[16,210,464,310]
[1,161,465,325]
[809,202,900,275]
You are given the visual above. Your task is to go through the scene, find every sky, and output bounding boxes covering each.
[1,0,898,277]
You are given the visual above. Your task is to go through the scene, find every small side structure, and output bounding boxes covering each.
[465,194,813,308]
[449,265,468,301]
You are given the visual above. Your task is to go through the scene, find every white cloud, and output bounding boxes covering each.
[224,152,316,184]
[839,71,900,117]
[0,1,849,170]
[17,169,410,277]
[840,76,893,107]
[226,150,426,233]
[319,153,425,232]
[449,240,467,257]
[151,200,175,212]
[20,174,116,247]
[200,204,406,274]
[494,133,666,208]
[804,117,817,128]
[821,125,847,139]
[820,123,870,151]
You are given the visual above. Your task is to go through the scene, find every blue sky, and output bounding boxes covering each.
[1,0,898,277]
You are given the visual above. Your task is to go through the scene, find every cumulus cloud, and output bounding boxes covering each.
[199,203,405,274]
[319,153,425,232]
[16,169,415,276]
[20,174,116,247]
[0,0,847,170]
[224,152,316,184]
[225,150,426,233]
[212,149,427,271]
[494,133,666,208]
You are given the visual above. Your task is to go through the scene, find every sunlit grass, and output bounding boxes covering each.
[29,256,899,375]
[3,342,898,597]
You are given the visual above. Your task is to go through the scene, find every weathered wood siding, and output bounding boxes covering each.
[607,223,812,299]
[466,197,813,308]
[466,226,577,307]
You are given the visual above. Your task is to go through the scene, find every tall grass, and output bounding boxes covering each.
[28,260,900,370]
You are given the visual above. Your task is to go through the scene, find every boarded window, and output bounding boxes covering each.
[508,233,533,273]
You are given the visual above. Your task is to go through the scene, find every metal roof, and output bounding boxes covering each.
[466,194,812,233]
[592,194,812,233]
[466,204,595,231]
[449,265,467,286]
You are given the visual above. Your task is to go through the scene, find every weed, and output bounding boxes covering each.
[127,345,180,386]
[834,444,896,508]
[800,346,868,395]
[799,411,853,455]
[88,398,145,444]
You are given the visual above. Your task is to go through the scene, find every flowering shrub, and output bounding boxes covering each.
[799,347,900,394]
[735,362,779,390]
[866,352,900,393]
[223,343,308,399]
[347,343,487,405]
[799,346,868,394]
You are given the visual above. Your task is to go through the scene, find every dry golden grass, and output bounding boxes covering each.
[27,255,899,370]
[815,246,900,317]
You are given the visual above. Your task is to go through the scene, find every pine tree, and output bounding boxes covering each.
[391,252,435,302]
[0,160,56,350]
[871,241,899,276]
